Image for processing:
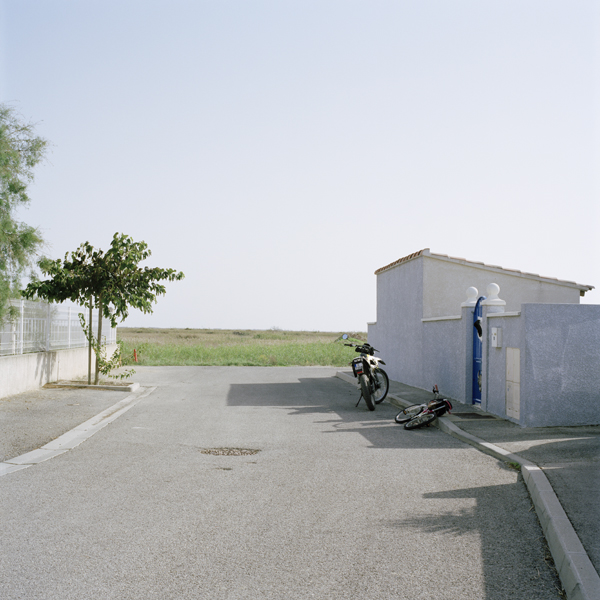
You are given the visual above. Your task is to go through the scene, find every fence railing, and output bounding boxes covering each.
[0,299,116,357]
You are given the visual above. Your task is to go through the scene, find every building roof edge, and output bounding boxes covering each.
[374,249,429,275]
[374,249,594,292]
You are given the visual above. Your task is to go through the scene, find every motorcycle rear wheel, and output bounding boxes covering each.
[359,374,375,411]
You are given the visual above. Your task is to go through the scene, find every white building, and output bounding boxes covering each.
[368,249,598,426]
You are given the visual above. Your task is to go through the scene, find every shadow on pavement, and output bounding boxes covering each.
[384,482,564,598]
[226,376,462,450]
[227,372,566,599]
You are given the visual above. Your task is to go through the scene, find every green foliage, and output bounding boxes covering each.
[0,104,47,321]
[25,233,185,325]
[79,313,135,380]
[23,233,184,382]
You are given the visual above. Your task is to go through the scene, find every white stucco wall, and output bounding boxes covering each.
[421,315,467,401]
[369,250,595,423]
[483,305,600,426]
[369,257,424,387]
[520,304,600,426]
[0,344,117,399]
[422,253,582,319]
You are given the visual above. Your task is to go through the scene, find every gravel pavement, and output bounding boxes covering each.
[0,386,133,462]
[0,367,565,599]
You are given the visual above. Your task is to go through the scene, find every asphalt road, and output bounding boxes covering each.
[0,367,563,599]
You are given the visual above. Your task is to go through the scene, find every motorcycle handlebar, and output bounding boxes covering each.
[344,342,379,354]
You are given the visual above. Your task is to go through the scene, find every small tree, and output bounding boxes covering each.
[0,104,47,322]
[23,233,184,384]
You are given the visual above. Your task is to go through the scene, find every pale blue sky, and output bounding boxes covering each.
[1,1,598,330]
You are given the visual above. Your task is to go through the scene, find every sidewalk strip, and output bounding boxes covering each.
[0,386,156,477]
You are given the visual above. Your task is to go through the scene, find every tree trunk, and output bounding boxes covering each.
[88,302,93,385]
[95,296,103,385]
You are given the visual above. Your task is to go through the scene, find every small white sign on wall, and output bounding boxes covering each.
[506,347,520,420]
[491,327,502,347]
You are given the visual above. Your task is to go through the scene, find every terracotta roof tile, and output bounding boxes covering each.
[374,249,427,274]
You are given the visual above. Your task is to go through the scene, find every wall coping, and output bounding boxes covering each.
[421,315,462,322]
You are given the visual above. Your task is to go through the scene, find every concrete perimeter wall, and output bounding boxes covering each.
[511,305,599,427]
[370,299,600,427]
[422,315,469,403]
[372,309,470,404]
[0,344,118,399]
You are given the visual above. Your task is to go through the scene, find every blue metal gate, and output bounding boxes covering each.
[472,296,486,405]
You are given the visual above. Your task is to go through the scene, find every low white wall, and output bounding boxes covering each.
[0,344,117,399]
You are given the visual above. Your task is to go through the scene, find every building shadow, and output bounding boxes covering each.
[227,376,477,450]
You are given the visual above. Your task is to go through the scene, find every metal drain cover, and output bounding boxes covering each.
[201,448,260,456]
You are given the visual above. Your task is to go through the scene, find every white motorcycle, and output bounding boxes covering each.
[342,334,389,411]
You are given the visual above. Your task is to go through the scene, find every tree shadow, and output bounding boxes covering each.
[384,482,564,599]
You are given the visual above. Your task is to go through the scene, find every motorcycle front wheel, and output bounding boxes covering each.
[372,369,389,404]
[359,374,375,411]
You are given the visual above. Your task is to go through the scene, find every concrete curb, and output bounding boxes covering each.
[336,371,360,388]
[44,381,140,392]
[336,372,600,600]
[0,386,156,478]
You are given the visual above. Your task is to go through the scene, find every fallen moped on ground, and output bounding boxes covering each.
[342,334,389,411]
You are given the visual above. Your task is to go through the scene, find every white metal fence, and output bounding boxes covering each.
[0,300,116,356]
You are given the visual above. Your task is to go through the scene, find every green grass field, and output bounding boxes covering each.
[117,328,367,367]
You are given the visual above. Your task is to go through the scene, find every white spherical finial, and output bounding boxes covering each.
[462,286,479,307]
[482,283,506,312]
[486,283,500,301]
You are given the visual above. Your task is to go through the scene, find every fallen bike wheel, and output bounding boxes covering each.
[404,412,437,430]
[395,404,425,424]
